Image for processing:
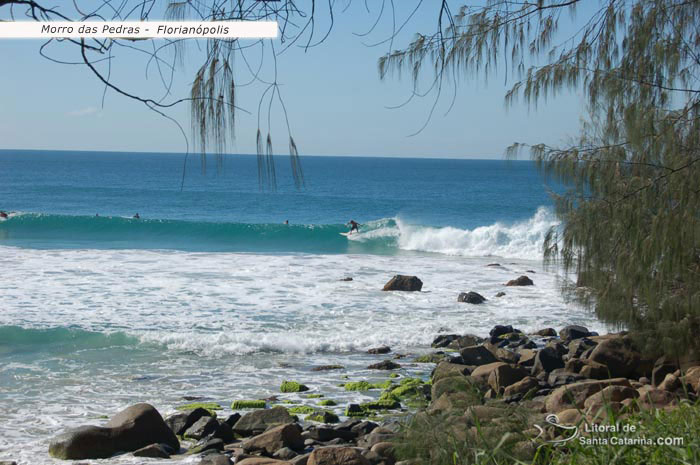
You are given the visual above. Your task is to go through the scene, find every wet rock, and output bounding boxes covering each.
[431,334,460,348]
[224,413,241,427]
[233,406,295,436]
[505,276,533,286]
[48,403,179,460]
[211,422,235,443]
[340,277,353,282]
[489,325,518,338]
[559,325,591,341]
[185,416,219,440]
[457,291,486,304]
[306,426,356,442]
[534,328,557,337]
[189,438,224,455]
[165,407,212,435]
[448,335,483,350]
[367,346,391,355]
[198,455,233,465]
[459,345,498,366]
[243,424,304,456]
[494,292,506,298]
[308,447,370,465]
[382,275,423,292]
[133,443,172,458]
[367,360,400,370]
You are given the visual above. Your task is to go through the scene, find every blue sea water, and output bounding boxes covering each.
[0,150,551,252]
[0,150,602,465]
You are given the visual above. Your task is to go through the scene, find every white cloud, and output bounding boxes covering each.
[66,106,101,117]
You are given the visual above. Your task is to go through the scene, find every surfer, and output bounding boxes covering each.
[133,213,140,219]
[0,211,7,219]
[346,220,360,234]
[284,220,289,225]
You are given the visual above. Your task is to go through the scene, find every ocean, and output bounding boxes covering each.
[0,150,603,464]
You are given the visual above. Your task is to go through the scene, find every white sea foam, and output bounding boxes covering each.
[350,207,559,260]
[0,245,605,465]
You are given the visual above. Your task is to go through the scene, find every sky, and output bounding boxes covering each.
[0,1,591,159]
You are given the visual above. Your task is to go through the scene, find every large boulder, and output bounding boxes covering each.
[586,336,652,379]
[308,447,370,465]
[184,416,219,440]
[459,346,498,366]
[544,379,631,413]
[243,424,304,455]
[233,406,295,436]
[431,334,460,348]
[48,403,179,460]
[432,362,471,383]
[382,275,423,292]
[503,376,539,397]
[458,292,486,304]
[583,386,638,414]
[367,360,400,370]
[470,362,508,386]
[488,364,528,394]
[505,276,533,286]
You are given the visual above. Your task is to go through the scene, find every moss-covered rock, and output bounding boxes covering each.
[231,400,266,409]
[175,402,222,417]
[415,353,447,363]
[304,394,324,398]
[286,405,315,415]
[319,399,337,406]
[360,399,401,410]
[307,410,340,423]
[280,381,310,393]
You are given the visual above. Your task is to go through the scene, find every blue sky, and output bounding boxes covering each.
[0,1,588,159]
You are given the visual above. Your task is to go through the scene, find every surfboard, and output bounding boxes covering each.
[340,232,355,237]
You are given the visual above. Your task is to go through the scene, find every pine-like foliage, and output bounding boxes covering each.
[380,1,700,357]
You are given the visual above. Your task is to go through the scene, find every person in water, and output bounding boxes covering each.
[133,213,140,219]
[0,211,7,219]
[347,220,360,233]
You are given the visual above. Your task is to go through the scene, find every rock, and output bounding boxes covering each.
[637,385,678,409]
[367,346,391,354]
[290,454,310,465]
[447,335,483,350]
[459,345,498,366]
[238,459,292,465]
[470,362,508,386]
[431,334,460,348]
[133,443,172,458]
[432,362,471,383]
[165,407,212,435]
[233,406,295,436]
[532,347,564,375]
[556,409,582,425]
[243,424,304,455]
[495,292,506,298]
[210,422,235,443]
[547,369,586,387]
[503,376,539,397]
[371,442,395,459]
[224,413,241,427]
[505,276,533,286]
[307,410,340,424]
[382,275,423,292]
[586,335,652,379]
[188,438,224,454]
[583,385,638,414]
[185,416,219,440]
[682,366,700,393]
[275,447,299,460]
[534,328,557,337]
[340,277,353,281]
[567,338,598,359]
[0,462,17,465]
[357,427,396,448]
[349,421,378,436]
[652,356,678,386]
[489,325,517,338]
[544,378,632,413]
[199,455,233,465]
[579,360,609,379]
[308,447,370,465]
[306,426,356,442]
[430,376,474,401]
[457,291,486,304]
[281,381,310,393]
[492,347,520,364]
[517,349,537,367]
[367,360,400,370]
[48,403,179,460]
[658,373,681,392]
[487,364,528,394]
[559,325,591,341]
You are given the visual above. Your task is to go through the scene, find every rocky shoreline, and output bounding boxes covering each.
[4,274,699,465]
